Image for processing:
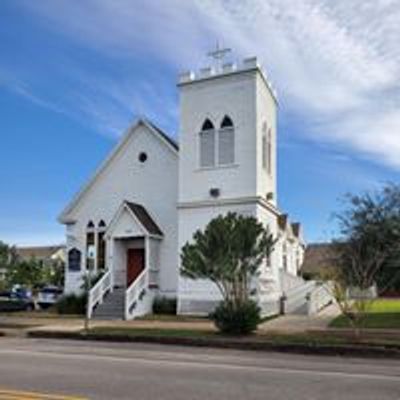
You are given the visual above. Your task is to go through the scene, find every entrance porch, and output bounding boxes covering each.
[87,201,163,320]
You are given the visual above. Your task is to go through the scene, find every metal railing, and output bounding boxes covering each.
[87,270,113,319]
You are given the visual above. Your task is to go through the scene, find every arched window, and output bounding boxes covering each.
[220,115,233,129]
[267,128,272,175]
[86,221,95,271]
[262,122,268,170]
[199,119,215,167]
[262,122,273,174]
[282,242,288,271]
[218,115,235,165]
[97,220,107,270]
[202,119,214,131]
[68,248,81,272]
[87,221,95,229]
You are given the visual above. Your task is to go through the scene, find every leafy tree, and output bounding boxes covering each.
[329,184,400,335]
[0,241,18,269]
[41,259,65,288]
[5,257,43,289]
[335,184,400,292]
[0,241,18,289]
[181,213,275,333]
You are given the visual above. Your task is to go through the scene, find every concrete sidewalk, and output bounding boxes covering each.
[1,304,340,336]
[259,303,341,333]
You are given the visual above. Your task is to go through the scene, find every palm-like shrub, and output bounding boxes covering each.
[181,212,275,334]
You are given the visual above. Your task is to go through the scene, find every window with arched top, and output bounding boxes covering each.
[199,119,215,167]
[218,115,235,165]
[262,122,268,170]
[267,128,272,175]
[220,115,233,129]
[86,221,95,271]
[202,119,214,131]
[97,220,107,270]
[282,242,288,271]
[68,248,81,271]
[262,122,272,174]
[87,221,95,229]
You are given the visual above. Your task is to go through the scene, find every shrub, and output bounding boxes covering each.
[56,293,86,315]
[152,296,177,315]
[210,300,261,335]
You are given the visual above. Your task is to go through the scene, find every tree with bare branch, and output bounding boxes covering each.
[328,183,400,335]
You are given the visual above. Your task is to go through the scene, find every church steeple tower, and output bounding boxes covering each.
[177,54,281,314]
[177,55,278,207]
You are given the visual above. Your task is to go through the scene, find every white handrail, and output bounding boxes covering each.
[307,281,334,315]
[87,270,113,319]
[125,268,148,320]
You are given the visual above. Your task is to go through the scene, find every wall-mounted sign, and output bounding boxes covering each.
[87,245,95,260]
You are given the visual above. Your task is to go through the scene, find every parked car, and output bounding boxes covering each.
[0,287,35,312]
[37,286,63,309]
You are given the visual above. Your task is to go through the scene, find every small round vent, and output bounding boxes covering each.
[138,152,148,163]
[209,188,220,198]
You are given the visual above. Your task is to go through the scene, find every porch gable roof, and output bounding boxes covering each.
[124,202,163,236]
[106,201,163,239]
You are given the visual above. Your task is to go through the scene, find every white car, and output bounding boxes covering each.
[37,286,63,309]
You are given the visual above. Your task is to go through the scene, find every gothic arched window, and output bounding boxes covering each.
[282,242,288,271]
[87,221,95,229]
[262,122,273,174]
[218,115,235,165]
[267,128,272,175]
[86,221,95,271]
[97,220,107,270]
[262,122,268,170]
[199,119,215,167]
[68,248,81,271]
[220,115,233,129]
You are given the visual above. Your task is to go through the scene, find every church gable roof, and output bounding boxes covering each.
[145,119,179,151]
[58,118,178,224]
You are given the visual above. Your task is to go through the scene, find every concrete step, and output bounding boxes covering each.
[92,287,126,320]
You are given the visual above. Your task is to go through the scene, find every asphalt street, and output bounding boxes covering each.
[0,337,399,399]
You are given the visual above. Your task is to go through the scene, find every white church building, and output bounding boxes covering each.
[59,56,307,320]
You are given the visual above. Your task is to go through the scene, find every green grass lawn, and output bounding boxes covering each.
[330,298,400,329]
[85,326,400,348]
[88,327,216,338]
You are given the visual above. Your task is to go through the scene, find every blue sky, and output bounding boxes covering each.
[0,0,399,246]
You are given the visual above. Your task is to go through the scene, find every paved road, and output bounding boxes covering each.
[0,338,399,400]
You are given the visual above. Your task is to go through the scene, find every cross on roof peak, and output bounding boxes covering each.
[207,41,231,69]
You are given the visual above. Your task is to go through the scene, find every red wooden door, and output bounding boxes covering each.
[126,248,145,286]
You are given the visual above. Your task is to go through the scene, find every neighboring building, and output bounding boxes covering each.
[60,56,306,319]
[300,243,338,279]
[0,245,65,287]
[16,246,66,265]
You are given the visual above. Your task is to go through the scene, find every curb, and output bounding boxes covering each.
[27,330,400,359]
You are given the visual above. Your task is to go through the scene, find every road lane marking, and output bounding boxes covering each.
[0,389,87,400]
[0,348,399,383]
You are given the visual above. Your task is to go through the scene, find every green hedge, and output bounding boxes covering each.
[210,300,261,335]
[56,293,86,315]
[152,297,177,315]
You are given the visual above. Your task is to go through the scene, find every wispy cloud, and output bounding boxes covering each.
[8,0,400,168]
